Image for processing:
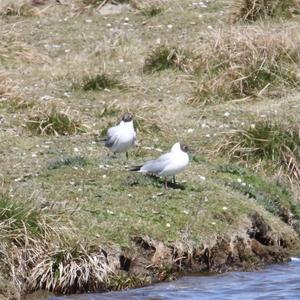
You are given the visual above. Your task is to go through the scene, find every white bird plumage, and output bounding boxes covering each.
[132,142,189,188]
[104,113,136,158]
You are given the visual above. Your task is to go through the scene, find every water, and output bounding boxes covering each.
[50,258,300,300]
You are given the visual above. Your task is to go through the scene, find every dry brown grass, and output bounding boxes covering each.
[230,0,300,22]
[190,26,300,104]
[0,0,40,17]
[217,121,300,182]
[26,106,85,136]
[143,44,195,74]
[0,192,111,297]
[0,38,50,65]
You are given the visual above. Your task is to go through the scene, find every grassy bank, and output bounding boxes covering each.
[1,0,300,298]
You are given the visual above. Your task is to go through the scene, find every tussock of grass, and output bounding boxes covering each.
[0,193,41,234]
[140,5,163,17]
[143,45,194,73]
[47,156,88,170]
[81,73,123,91]
[218,121,300,181]
[26,107,85,136]
[0,193,111,296]
[190,26,300,104]
[231,0,300,22]
[27,242,110,294]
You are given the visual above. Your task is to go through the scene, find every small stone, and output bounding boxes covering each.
[166,223,171,227]
[102,174,107,178]
[224,112,230,117]
[222,206,228,210]
[106,23,112,28]
[167,24,173,29]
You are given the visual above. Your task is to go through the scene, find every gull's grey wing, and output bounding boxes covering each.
[140,152,172,174]
[131,131,137,145]
[105,125,119,148]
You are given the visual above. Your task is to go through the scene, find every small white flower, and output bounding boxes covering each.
[85,19,92,23]
[241,182,246,186]
[128,193,132,198]
[211,221,216,225]
[207,25,213,30]
[222,206,228,210]
[102,174,107,178]
[198,175,206,181]
[124,17,129,22]
[167,24,173,29]
[224,112,230,117]
[107,210,114,215]
[187,128,194,133]
[166,223,171,227]
[106,23,112,27]
[237,178,242,183]
[250,124,255,129]
[74,147,79,152]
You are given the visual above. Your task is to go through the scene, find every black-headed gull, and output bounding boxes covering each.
[131,142,189,188]
[104,112,136,159]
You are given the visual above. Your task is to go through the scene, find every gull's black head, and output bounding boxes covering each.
[180,144,189,153]
[122,112,133,122]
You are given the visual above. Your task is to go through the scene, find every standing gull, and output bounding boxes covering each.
[131,142,189,188]
[104,112,136,159]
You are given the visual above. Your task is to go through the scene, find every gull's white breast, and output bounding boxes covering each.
[158,151,189,177]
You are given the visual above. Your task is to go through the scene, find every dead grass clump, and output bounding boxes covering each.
[218,121,300,181]
[81,73,123,91]
[0,192,111,296]
[231,0,300,22]
[26,107,85,135]
[27,243,110,294]
[190,27,300,105]
[0,0,39,17]
[0,39,50,65]
[143,45,195,73]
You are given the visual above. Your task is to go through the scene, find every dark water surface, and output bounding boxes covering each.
[50,258,300,300]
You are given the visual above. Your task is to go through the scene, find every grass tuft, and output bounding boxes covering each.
[47,156,88,170]
[0,192,42,234]
[81,73,123,91]
[26,106,85,136]
[218,121,300,181]
[143,45,194,73]
[190,26,300,105]
[141,5,163,17]
[231,0,300,22]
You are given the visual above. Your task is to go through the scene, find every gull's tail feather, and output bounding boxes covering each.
[130,165,143,172]
[94,136,107,142]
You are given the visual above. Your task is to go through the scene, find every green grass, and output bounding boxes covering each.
[26,107,85,135]
[0,193,41,234]
[217,164,300,233]
[143,45,194,73]
[81,74,123,91]
[231,0,300,22]
[218,121,300,180]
